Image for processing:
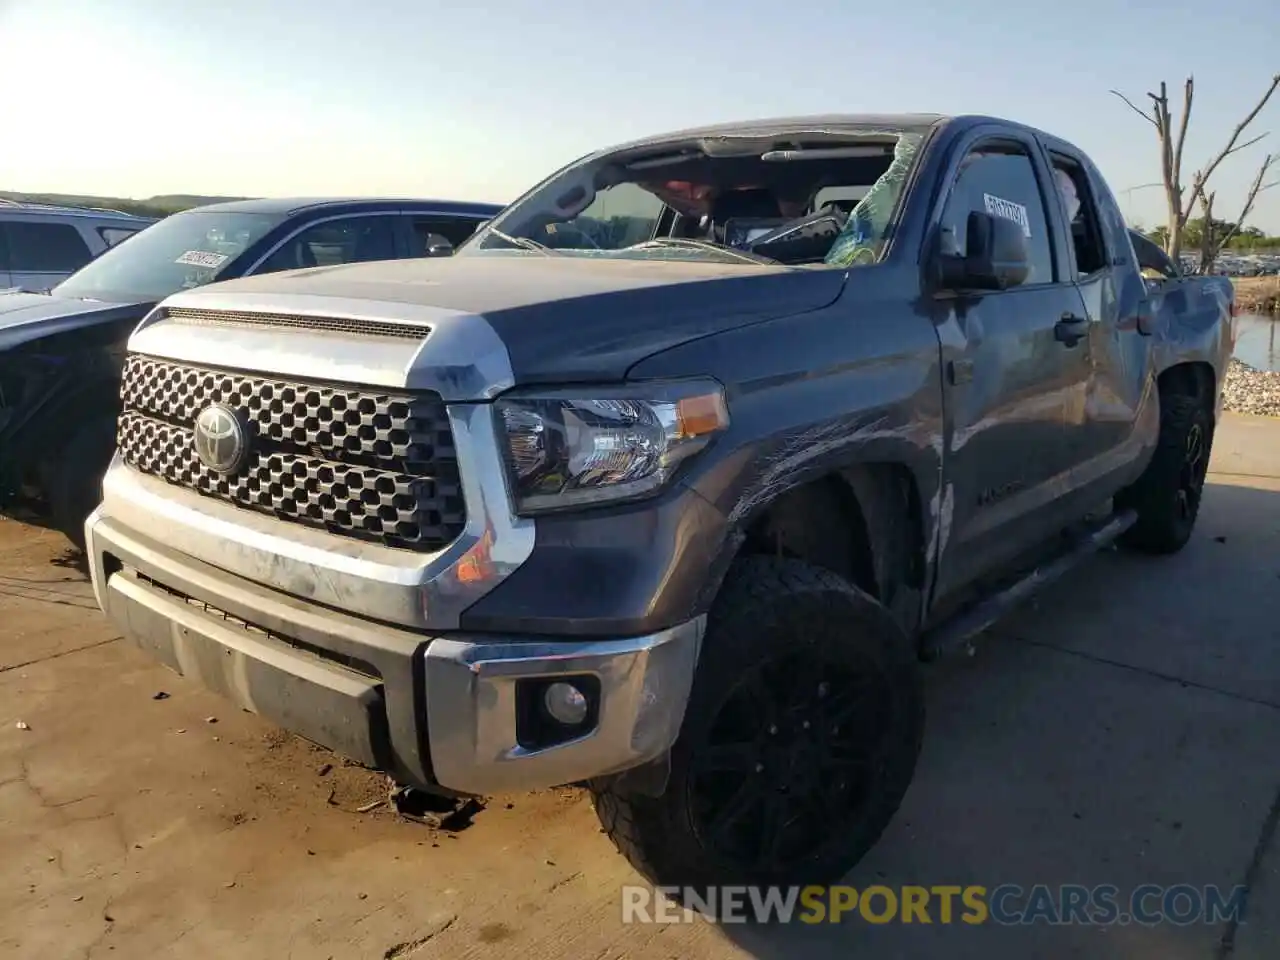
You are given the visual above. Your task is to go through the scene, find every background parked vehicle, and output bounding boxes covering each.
[0,196,503,548]
[0,200,154,292]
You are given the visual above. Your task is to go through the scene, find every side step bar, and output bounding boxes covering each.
[920,509,1138,661]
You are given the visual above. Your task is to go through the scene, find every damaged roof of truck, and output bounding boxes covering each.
[603,113,950,152]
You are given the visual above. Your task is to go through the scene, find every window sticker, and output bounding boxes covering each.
[175,250,229,269]
[983,193,1032,238]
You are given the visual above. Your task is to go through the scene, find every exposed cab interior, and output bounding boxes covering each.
[462,127,929,268]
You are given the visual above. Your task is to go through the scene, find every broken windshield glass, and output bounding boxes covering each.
[458,125,930,268]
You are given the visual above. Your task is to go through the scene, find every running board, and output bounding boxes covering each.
[920,509,1138,661]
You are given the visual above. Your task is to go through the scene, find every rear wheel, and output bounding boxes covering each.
[591,556,923,892]
[1118,393,1212,554]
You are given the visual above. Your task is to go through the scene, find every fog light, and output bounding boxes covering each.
[543,681,590,726]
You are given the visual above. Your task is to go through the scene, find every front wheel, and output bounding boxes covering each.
[591,556,923,892]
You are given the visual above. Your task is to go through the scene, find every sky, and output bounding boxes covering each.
[1,0,1278,233]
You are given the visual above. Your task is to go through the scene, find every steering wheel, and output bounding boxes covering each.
[742,207,849,257]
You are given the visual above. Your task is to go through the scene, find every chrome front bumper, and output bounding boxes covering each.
[85,508,703,796]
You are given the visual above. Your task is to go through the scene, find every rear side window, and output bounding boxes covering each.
[4,221,93,273]
[408,216,481,251]
[0,223,10,271]
[1050,156,1108,278]
[940,144,1055,284]
[99,226,140,247]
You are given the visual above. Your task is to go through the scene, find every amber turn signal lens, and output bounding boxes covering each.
[675,392,729,439]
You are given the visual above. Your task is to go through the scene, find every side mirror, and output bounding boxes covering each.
[936,211,1030,292]
[424,233,454,257]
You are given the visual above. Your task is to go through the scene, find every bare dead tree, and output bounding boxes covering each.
[1110,73,1280,270]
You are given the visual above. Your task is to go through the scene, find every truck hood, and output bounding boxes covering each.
[172,255,848,383]
[0,292,150,351]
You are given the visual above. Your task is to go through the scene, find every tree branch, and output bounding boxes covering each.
[1172,76,1194,198]
[1109,89,1158,127]
[1191,73,1280,208]
[1217,154,1277,253]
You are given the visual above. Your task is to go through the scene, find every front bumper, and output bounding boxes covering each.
[86,510,703,796]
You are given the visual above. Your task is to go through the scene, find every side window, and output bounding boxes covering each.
[0,223,10,272]
[5,221,93,273]
[256,216,397,274]
[408,216,480,251]
[940,144,1055,284]
[1049,156,1108,278]
[99,226,140,247]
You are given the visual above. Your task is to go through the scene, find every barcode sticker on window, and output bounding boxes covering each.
[983,194,1033,238]
[175,250,229,268]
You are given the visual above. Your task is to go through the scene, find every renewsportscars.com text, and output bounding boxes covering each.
[621,883,1248,926]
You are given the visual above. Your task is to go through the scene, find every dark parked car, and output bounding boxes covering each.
[0,197,502,547]
[85,115,1231,894]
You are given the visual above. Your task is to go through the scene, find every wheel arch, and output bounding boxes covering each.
[705,461,930,637]
[1157,360,1215,409]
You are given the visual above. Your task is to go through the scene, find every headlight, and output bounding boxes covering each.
[496,380,729,515]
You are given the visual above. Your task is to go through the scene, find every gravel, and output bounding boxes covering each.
[1223,357,1280,417]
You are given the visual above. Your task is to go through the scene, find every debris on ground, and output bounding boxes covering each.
[317,763,333,777]
[389,786,485,831]
[152,692,170,701]
[15,720,30,730]
[356,799,386,814]
[205,717,218,724]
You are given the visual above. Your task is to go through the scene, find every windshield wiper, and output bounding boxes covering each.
[624,237,776,264]
[487,229,556,255]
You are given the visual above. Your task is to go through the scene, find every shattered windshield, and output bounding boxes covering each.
[52,210,284,303]
[458,127,927,268]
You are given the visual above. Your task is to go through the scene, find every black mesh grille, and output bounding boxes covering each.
[117,354,466,551]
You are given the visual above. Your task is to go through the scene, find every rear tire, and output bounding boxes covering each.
[47,414,118,553]
[1117,393,1212,555]
[591,556,923,893]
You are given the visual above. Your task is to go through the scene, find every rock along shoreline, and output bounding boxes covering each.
[1223,357,1280,417]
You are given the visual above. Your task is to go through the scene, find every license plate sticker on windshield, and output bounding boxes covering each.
[175,250,229,269]
[983,193,1033,238]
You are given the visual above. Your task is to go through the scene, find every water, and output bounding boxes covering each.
[1234,313,1280,372]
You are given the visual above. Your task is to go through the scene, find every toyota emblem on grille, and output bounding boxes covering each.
[193,403,250,475]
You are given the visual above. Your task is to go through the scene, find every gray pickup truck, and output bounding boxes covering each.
[86,113,1233,892]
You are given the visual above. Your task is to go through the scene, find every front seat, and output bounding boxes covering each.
[709,188,784,242]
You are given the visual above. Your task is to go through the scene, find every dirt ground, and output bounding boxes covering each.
[3,413,1280,959]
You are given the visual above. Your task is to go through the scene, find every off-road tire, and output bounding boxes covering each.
[1117,393,1212,555]
[591,555,923,894]
[47,414,118,553]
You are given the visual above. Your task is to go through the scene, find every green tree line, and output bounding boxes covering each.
[0,190,250,219]
[1142,217,1280,252]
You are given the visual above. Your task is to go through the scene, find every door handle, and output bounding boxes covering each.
[1054,313,1089,346]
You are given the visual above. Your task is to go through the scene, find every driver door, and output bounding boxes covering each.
[930,133,1094,600]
